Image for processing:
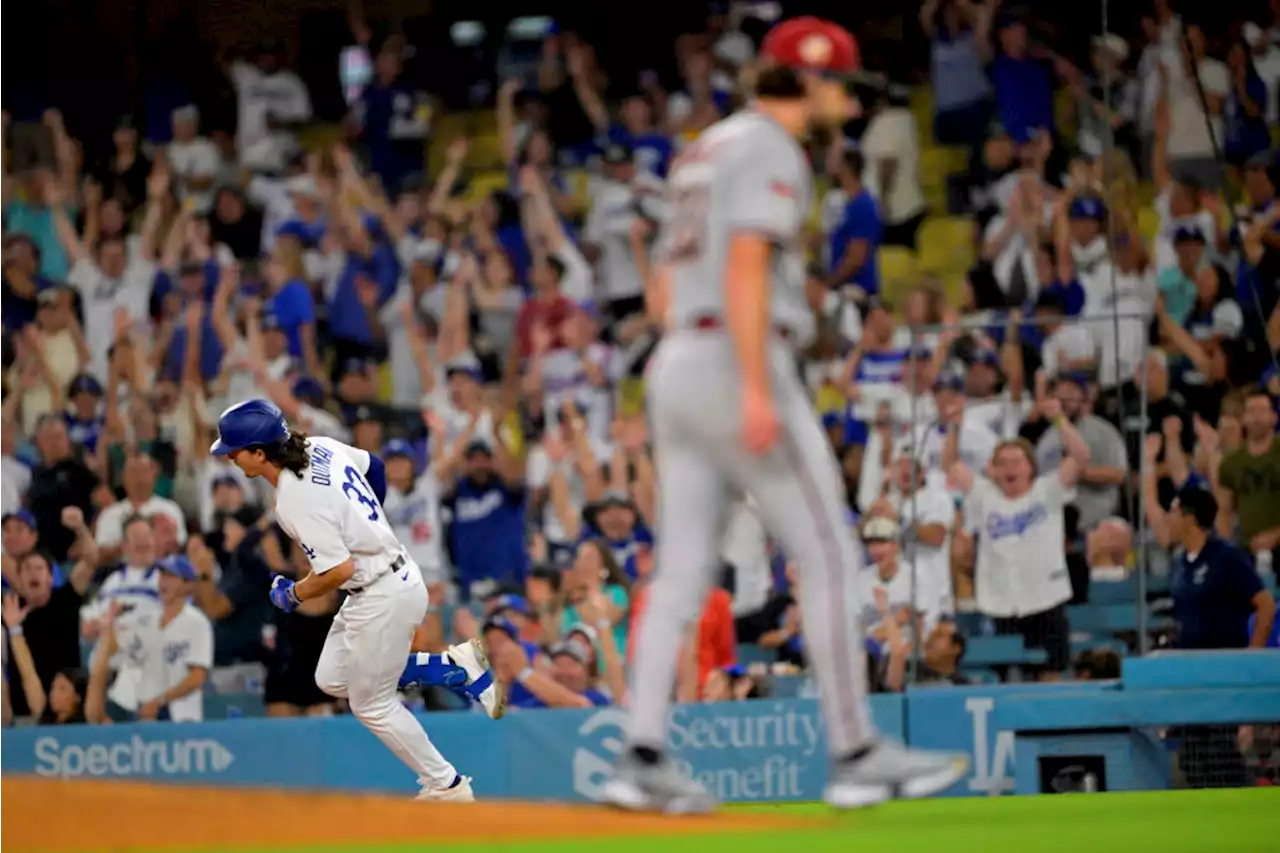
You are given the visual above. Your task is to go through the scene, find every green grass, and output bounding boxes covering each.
[192,789,1274,853]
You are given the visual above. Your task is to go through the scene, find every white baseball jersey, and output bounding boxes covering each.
[274,436,405,589]
[144,604,214,722]
[964,474,1073,617]
[383,469,445,583]
[106,596,163,712]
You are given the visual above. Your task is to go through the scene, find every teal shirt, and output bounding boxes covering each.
[5,201,74,282]
[1156,266,1197,326]
[562,584,629,659]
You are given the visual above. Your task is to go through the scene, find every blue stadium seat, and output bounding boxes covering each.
[963,635,1049,667]
[736,644,778,666]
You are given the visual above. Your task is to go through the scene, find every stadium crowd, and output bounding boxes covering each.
[1,0,1277,779]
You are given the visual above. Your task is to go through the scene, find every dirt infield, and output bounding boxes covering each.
[3,777,810,852]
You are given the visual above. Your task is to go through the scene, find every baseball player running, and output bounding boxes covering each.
[603,17,968,813]
[210,398,501,801]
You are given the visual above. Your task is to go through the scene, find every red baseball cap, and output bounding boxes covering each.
[759,17,861,76]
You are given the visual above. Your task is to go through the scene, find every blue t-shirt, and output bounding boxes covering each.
[989,54,1055,141]
[268,279,316,357]
[1170,536,1265,650]
[328,243,399,344]
[446,479,529,592]
[1041,278,1086,317]
[164,314,225,382]
[607,126,674,178]
[1224,75,1271,163]
[64,413,104,453]
[1,273,53,333]
[828,190,882,295]
[356,81,430,194]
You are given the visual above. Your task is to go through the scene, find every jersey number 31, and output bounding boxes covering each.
[343,465,380,521]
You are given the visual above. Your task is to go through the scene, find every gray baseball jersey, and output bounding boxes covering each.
[626,109,876,761]
[660,111,816,346]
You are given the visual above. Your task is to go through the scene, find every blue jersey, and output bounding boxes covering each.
[267,279,316,357]
[845,348,906,444]
[580,522,654,580]
[607,126,674,178]
[356,82,430,194]
[64,413,104,453]
[327,243,399,344]
[446,479,528,591]
[827,190,882,295]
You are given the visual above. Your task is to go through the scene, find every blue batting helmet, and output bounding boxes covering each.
[210,398,290,456]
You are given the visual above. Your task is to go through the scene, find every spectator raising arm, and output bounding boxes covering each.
[519,167,593,303]
[3,592,48,720]
[496,78,524,166]
[426,137,469,218]
[545,435,583,543]
[1042,395,1090,488]
[567,43,610,132]
[49,188,90,268]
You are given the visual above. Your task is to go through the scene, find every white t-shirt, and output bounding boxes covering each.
[861,107,926,226]
[1083,271,1155,389]
[856,560,946,636]
[1253,44,1280,124]
[168,137,221,213]
[145,604,214,722]
[2,456,31,515]
[1164,57,1230,160]
[899,415,999,481]
[584,178,644,302]
[382,469,446,584]
[68,257,155,379]
[1041,324,1097,378]
[245,176,295,252]
[967,392,1033,441]
[230,61,313,172]
[274,436,405,588]
[965,474,1073,617]
[94,496,188,550]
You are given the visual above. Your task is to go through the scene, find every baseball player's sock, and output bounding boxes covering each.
[447,774,463,789]
[630,745,663,766]
[399,653,468,690]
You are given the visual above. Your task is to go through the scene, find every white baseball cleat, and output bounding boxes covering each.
[445,639,506,720]
[416,775,475,802]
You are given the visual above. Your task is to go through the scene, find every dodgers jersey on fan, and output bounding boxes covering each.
[383,470,445,582]
[274,436,405,589]
[661,110,815,345]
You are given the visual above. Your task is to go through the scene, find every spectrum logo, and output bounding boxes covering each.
[33,735,235,778]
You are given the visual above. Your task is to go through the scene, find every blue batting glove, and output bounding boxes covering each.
[269,576,301,613]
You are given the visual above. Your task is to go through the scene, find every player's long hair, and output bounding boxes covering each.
[751,64,807,100]
[261,429,311,478]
